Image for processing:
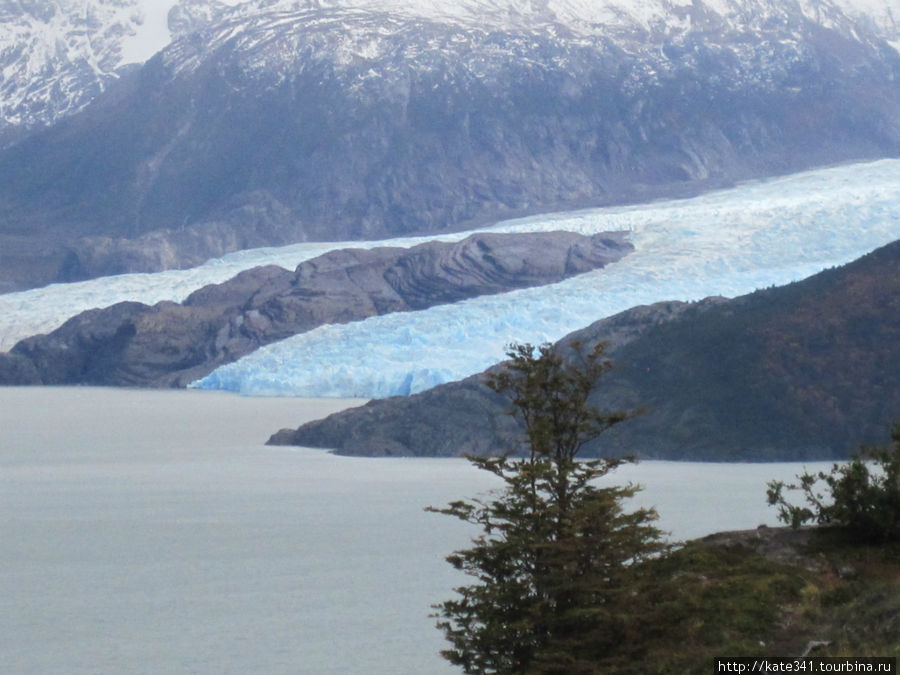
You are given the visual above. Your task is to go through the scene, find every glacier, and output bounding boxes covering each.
[0,231,470,352]
[192,159,900,398]
[2,159,899,394]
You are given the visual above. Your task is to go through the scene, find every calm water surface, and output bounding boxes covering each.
[0,387,830,674]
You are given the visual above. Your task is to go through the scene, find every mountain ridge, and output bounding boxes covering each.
[4,0,896,138]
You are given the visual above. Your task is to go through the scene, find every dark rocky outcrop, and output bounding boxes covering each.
[270,239,900,460]
[0,230,630,387]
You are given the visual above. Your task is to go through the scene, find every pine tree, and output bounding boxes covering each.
[428,342,665,673]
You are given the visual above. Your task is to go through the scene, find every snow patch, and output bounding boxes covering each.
[119,1,179,65]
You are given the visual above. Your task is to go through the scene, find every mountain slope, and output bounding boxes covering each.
[269,239,900,460]
[0,0,898,291]
[0,1,142,141]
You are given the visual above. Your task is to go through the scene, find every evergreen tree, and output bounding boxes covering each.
[429,342,666,673]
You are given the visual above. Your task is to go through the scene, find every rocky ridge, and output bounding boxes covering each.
[0,230,629,387]
[267,297,716,455]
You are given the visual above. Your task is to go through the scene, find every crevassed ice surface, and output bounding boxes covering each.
[192,159,900,398]
[2,159,897,353]
[0,231,470,352]
[2,159,899,389]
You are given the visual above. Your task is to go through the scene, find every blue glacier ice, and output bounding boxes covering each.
[1,159,898,393]
[191,159,900,397]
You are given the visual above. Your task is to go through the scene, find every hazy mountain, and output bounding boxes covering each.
[0,0,898,292]
[0,0,142,141]
[269,238,900,460]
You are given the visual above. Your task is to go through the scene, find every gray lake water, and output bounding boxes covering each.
[0,387,831,674]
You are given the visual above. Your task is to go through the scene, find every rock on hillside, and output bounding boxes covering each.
[267,298,721,455]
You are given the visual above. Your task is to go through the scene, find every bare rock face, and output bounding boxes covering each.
[268,375,520,457]
[0,230,631,387]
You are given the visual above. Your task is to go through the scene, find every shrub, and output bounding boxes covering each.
[766,423,900,544]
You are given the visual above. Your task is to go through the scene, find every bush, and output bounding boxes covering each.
[766,423,900,544]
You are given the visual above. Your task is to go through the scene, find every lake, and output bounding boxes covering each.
[0,387,831,674]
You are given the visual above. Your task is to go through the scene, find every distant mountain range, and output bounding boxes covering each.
[3,0,898,142]
[1,0,899,292]
[271,239,900,460]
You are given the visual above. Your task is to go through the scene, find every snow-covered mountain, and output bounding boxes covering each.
[0,0,898,293]
[0,0,247,139]
[3,0,896,136]
[0,0,172,140]
[832,0,899,48]
[0,0,138,137]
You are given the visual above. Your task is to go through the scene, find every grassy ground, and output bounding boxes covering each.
[614,526,899,673]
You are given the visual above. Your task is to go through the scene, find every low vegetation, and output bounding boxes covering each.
[623,527,899,673]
